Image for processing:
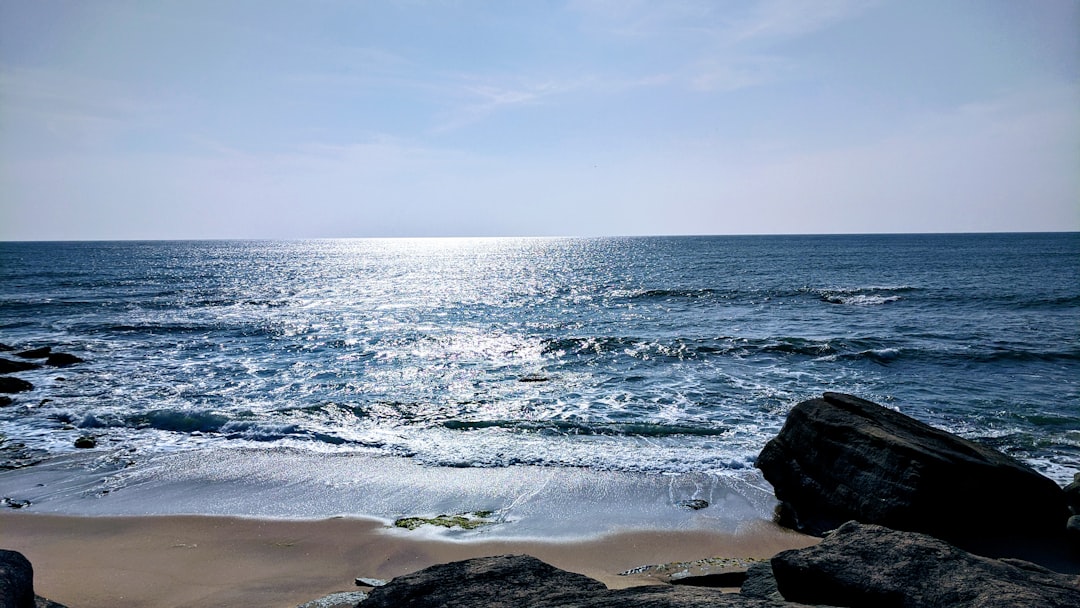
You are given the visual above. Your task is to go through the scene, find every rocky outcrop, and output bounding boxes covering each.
[352,526,1079,608]
[359,554,785,607]
[769,521,1080,607]
[0,549,68,608]
[755,392,1068,542]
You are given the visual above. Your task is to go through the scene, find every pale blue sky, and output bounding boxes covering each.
[1,0,1077,240]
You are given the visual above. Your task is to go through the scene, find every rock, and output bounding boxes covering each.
[677,499,709,510]
[1067,516,1080,549]
[669,570,747,588]
[0,397,11,407]
[770,521,1080,608]
[0,344,13,352]
[296,590,368,608]
[0,549,34,608]
[44,353,82,367]
[0,550,68,608]
[756,392,1068,542]
[0,377,33,394]
[14,347,50,359]
[0,359,41,374]
[1064,474,1080,515]
[360,554,776,607]
[518,374,549,382]
[1,498,31,509]
[739,561,782,602]
[354,577,387,587]
[74,436,96,449]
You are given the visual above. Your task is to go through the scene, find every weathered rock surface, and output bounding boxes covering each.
[756,392,1068,541]
[296,590,368,608]
[770,521,1080,608]
[359,554,791,607]
[0,359,40,374]
[0,377,33,394]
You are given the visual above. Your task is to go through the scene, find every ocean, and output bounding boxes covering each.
[1,234,1078,535]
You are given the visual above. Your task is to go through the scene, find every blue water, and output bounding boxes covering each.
[1,234,1078,487]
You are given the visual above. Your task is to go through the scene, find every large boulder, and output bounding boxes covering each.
[770,521,1080,608]
[360,554,787,607]
[756,392,1068,542]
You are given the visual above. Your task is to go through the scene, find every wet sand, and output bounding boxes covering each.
[0,512,817,608]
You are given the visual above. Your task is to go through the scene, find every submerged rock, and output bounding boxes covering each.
[45,353,83,367]
[756,392,1068,542]
[14,347,50,359]
[393,511,495,531]
[74,436,97,449]
[0,359,40,374]
[770,521,1080,608]
[0,377,33,394]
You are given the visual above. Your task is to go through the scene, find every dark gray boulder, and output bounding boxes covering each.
[0,396,11,407]
[0,377,33,394]
[756,392,1068,542]
[0,549,34,608]
[14,348,50,359]
[0,359,40,374]
[360,554,792,608]
[771,521,1080,608]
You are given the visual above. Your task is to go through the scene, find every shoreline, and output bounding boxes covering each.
[0,511,818,608]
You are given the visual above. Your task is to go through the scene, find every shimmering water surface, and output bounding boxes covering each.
[1,234,1078,496]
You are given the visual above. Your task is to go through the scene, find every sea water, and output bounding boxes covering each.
[1,234,1077,532]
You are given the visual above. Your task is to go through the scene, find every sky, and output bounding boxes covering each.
[1,0,1078,240]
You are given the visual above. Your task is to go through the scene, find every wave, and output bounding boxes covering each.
[812,285,916,306]
[541,335,896,361]
[442,419,728,437]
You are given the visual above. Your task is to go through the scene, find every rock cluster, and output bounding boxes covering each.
[0,342,90,458]
[0,342,85,405]
[350,530,1080,608]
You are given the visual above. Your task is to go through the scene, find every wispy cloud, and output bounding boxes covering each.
[433,77,583,133]
[568,0,873,92]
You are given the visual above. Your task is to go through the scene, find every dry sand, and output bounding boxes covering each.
[0,512,817,608]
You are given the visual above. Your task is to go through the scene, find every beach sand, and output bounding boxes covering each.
[0,512,817,608]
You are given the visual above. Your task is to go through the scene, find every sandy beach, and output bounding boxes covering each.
[0,512,817,608]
